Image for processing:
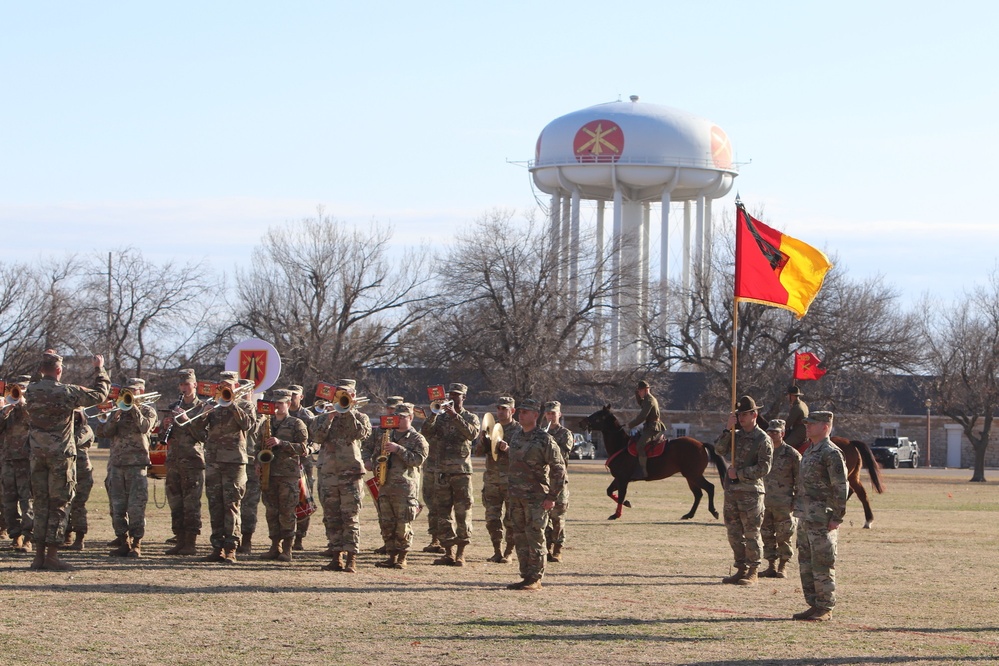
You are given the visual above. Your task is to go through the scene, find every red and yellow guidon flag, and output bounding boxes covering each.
[735,202,832,318]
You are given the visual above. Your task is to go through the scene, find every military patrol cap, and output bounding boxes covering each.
[219,371,239,382]
[787,385,804,397]
[126,377,146,390]
[543,400,561,413]
[735,395,762,413]
[804,411,834,424]
[394,402,415,416]
[42,350,63,365]
[13,375,32,386]
[287,384,304,395]
[386,395,405,407]
[767,419,786,432]
[271,389,293,403]
[336,379,357,391]
[519,398,542,412]
[448,383,468,395]
[178,368,197,382]
[636,380,651,389]
[496,396,515,408]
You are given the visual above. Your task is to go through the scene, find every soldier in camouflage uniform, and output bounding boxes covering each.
[98,377,156,558]
[784,385,809,451]
[474,396,519,564]
[421,382,480,566]
[370,403,428,569]
[626,380,666,480]
[313,379,372,573]
[24,351,109,571]
[364,395,405,555]
[715,395,773,586]
[0,375,33,553]
[500,398,566,591]
[258,389,310,562]
[287,385,317,551]
[760,419,801,579]
[420,409,445,555]
[793,411,849,622]
[238,401,264,555]
[182,375,254,563]
[163,369,207,556]
[542,401,572,563]
[63,408,95,550]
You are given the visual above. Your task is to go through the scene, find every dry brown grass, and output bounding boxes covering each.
[1,451,998,665]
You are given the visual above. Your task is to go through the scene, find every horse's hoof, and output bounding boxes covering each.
[623,501,632,508]
[710,510,720,519]
[863,521,873,529]
[608,514,619,520]
[680,514,693,520]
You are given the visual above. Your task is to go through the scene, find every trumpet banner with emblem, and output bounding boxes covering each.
[239,350,267,390]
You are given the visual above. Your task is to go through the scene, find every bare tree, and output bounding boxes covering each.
[924,269,999,482]
[228,211,432,390]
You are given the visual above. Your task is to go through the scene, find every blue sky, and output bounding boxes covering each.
[2,2,997,304]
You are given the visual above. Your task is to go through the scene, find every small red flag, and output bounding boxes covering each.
[794,352,827,381]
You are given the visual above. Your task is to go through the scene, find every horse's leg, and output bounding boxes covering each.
[681,477,702,520]
[609,480,629,520]
[851,475,874,529]
[702,478,719,519]
[607,479,618,502]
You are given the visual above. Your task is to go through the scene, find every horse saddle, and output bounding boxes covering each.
[627,434,668,459]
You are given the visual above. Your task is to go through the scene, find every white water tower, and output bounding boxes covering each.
[530,96,737,368]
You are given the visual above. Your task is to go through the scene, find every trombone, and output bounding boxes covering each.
[185,383,254,423]
[96,389,162,423]
[1,383,25,414]
[332,390,370,414]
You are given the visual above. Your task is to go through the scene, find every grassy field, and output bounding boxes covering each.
[1,451,997,665]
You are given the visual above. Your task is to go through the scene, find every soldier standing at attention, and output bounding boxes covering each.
[98,377,156,558]
[760,419,801,579]
[371,402,429,570]
[313,379,372,573]
[421,382,480,567]
[499,398,566,591]
[793,411,849,621]
[784,385,809,451]
[287,385,316,551]
[626,380,665,480]
[238,389,264,555]
[541,401,572,563]
[63,408,95,550]
[364,395,405,555]
[420,407,445,556]
[0,375,33,553]
[259,389,309,562]
[716,395,773,586]
[164,369,207,556]
[24,351,109,571]
[474,396,519,564]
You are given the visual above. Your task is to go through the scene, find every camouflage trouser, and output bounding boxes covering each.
[205,463,247,550]
[377,492,420,551]
[320,474,362,553]
[108,465,148,540]
[2,459,33,539]
[262,475,300,540]
[67,454,93,534]
[165,463,205,535]
[762,502,796,562]
[508,497,550,581]
[422,466,441,540]
[30,449,75,546]
[723,490,765,567]
[798,519,838,611]
[546,486,569,547]
[241,463,261,535]
[296,455,315,539]
[432,472,473,547]
[481,479,512,545]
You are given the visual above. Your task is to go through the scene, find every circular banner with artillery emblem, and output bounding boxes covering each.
[225,338,282,395]
[573,119,624,163]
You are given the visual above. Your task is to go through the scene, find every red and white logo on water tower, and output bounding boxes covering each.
[573,120,624,163]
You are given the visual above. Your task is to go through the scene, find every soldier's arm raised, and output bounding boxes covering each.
[454,412,480,441]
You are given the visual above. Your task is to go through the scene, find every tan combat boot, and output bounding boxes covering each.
[422,538,445,554]
[107,535,124,548]
[393,551,408,570]
[177,533,198,556]
[501,541,514,564]
[520,578,543,591]
[276,537,294,562]
[62,531,74,547]
[375,551,398,568]
[43,545,75,571]
[506,578,527,590]
[433,545,456,566]
[126,538,142,558]
[736,565,759,585]
[110,536,132,557]
[221,547,237,564]
[13,534,27,553]
[793,607,817,620]
[808,608,832,621]
[68,532,85,551]
[202,546,224,562]
[30,543,46,570]
[263,538,281,560]
[321,543,337,557]
[775,559,790,579]
[549,544,562,563]
[453,543,466,567]
[374,544,388,555]
[722,564,748,584]
[165,532,186,555]
[760,559,777,578]
[322,552,344,571]
[292,535,304,551]
[237,532,253,554]
[487,540,504,563]
[343,552,357,573]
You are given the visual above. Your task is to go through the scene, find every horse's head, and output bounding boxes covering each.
[580,404,618,434]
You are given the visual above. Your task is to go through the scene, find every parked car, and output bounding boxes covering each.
[570,433,597,460]
[871,436,919,469]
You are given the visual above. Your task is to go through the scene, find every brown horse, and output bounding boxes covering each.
[580,406,727,521]
[795,436,885,529]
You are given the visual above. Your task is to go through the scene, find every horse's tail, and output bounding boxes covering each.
[853,439,885,494]
[703,442,728,483]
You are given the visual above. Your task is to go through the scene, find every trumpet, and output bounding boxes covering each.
[310,399,334,415]
[333,390,370,414]
[430,399,453,415]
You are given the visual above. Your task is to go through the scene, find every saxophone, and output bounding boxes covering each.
[375,428,391,486]
[256,415,274,492]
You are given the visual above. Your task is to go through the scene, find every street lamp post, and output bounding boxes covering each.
[924,399,932,468]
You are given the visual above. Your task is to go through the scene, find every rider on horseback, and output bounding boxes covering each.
[627,380,666,480]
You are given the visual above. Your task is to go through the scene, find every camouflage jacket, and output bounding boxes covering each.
[474,419,520,486]
[421,409,480,475]
[98,403,156,466]
[0,404,31,461]
[784,399,809,449]
[263,414,309,478]
[507,426,566,502]
[715,425,773,495]
[25,370,111,457]
[794,436,849,524]
[313,409,372,478]
[165,396,207,469]
[246,414,266,461]
[75,412,95,472]
[289,407,318,455]
[374,426,428,500]
[203,399,255,465]
[763,442,801,507]
[546,422,574,466]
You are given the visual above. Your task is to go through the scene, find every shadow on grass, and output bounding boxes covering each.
[864,627,999,635]
[449,617,785,628]
[418,632,713,643]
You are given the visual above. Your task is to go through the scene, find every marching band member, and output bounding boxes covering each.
[164,369,207,556]
[0,375,33,553]
[287,384,317,551]
[364,395,405,555]
[259,389,309,562]
[97,377,156,558]
[541,401,573,563]
[238,380,263,555]
[63,407,95,550]
[24,350,109,571]
[474,396,519,564]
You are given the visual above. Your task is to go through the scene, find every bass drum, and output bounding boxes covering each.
[148,443,168,480]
